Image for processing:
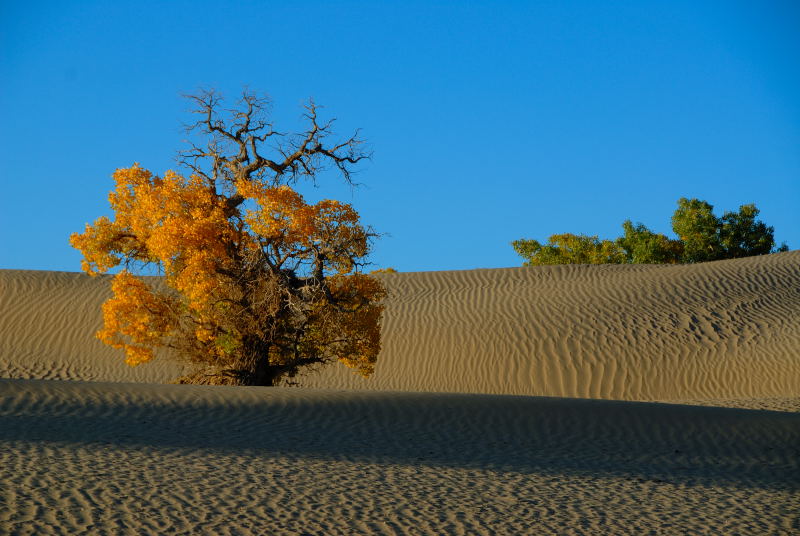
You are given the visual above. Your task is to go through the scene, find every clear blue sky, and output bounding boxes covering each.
[1,0,798,272]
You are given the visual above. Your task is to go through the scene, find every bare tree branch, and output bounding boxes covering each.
[179,89,371,213]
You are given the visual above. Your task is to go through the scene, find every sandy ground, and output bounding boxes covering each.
[1,251,799,534]
[3,252,799,400]
[1,380,798,535]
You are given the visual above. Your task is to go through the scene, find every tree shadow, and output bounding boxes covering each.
[1,379,798,490]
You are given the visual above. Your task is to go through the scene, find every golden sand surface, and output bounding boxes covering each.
[3,252,799,399]
[1,380,798,535]
[1,252,798,534]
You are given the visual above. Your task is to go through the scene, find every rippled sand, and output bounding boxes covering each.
[1,252,799,534]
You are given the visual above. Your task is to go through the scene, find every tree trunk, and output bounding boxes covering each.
[250,353,284,386]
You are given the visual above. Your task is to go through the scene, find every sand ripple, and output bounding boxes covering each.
[3,253,799,402]
[1,379,798,535]
[304,252,800,400]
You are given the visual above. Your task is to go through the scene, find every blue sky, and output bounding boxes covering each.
[1,0,798,272]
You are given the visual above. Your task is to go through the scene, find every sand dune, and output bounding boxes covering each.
[2,253,799,534]
[2,252,799,400]
[0,270,190,383]
[1,379,798,535]
[305,251,800,400]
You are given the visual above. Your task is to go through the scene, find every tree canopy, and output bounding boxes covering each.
[514,197,787,266]
[71,91,385,386]
[511,234,626,266]
[617,220,683,265]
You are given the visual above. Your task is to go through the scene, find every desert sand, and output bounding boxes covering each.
[1,252,799,534]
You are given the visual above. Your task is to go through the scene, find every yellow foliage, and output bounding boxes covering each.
[371,267,398,274]
[96,271,177,366]
[236,180,365,268]
[326,273,387,376]
[69,217,123,275]
[72,163,384,384]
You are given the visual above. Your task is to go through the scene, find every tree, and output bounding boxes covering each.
[70,91,386,386]
[718,203,783,258]
[514,197,787,266]
[671,198,785,262]
[670,198,723,263]
[617,220,682,264]
[512,233,627,266]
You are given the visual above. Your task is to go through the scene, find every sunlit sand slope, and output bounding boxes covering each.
[304,251,800,399]
[2,251,799,400]
[0,270,190,383]
[1,379,797,535]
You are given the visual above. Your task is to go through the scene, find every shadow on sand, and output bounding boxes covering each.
[1,379,798,490]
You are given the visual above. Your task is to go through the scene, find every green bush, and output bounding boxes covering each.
[513,198,787,266]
